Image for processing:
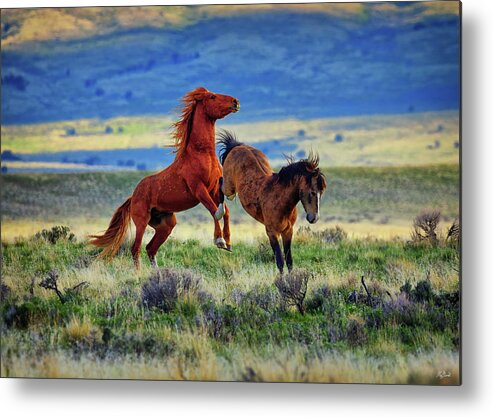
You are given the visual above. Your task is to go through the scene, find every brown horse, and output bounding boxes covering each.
[89,87,240,268]
[218,131,326,274]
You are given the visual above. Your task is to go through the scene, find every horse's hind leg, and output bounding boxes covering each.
[146,213,177,268]
[131,221,147,269]
[222,203,232,251]
[222,173,236,201]
[131,203,150,269]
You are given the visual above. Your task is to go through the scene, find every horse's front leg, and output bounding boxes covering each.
[192,181,227,250]
[281,227,294,272]
[214,177,226,220]
[213,178,232,251]
[267,228,285,274]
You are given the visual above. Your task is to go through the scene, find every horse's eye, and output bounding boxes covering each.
[210,95,216,100]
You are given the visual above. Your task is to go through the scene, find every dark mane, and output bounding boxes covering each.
[217,130,243,165]
[275,152,325,188]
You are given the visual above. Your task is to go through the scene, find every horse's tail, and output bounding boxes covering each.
[217,129,243,165]
[89,197,132,259]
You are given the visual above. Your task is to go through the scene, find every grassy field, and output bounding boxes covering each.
[1,227,459,383]
[0,164,460,383]
[1,164,459,241]
[1,111,459,167]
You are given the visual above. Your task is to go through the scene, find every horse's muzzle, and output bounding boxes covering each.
[230,99,240,112]
[306,213,319,224]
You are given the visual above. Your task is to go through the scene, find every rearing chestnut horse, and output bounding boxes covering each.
[90,87,239,268]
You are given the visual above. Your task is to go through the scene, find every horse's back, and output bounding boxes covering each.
[225,144,271,176]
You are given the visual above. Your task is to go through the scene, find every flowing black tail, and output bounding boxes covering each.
[217,129,243,165]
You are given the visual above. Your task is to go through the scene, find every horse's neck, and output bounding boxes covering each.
[270,176,301,212]
[187,105,215,154]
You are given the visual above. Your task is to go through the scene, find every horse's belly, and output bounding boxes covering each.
[155,193,199,213]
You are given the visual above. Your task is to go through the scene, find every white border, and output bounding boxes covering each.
[2,1,493,416]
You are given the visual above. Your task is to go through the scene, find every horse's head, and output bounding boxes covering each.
[190,87,240,120]
[172,87,240,156]
[277,152,326,224]
[299,163,326,224]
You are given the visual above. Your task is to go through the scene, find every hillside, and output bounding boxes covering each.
[1,111,460,171]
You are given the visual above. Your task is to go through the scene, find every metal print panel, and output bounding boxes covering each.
[0,1,461,384]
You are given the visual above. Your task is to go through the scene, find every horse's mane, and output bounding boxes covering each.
[276,152,326,188]
[217,130,243,165]
[170,87,209,157]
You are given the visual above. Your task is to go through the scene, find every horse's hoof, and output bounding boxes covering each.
[219,244,232,252]
[214,203,225,220]
[215,237,227,249]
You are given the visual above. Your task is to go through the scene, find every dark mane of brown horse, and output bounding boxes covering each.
[275,153,325,188]
[171,87,208,157]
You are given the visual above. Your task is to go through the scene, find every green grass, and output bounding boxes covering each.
[0,163,460,383]
[1,229,459,383]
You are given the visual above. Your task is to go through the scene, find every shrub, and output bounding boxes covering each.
[200,303,240,340]
[412,280,434,303]
[65,127,77,136]
[2,73,29,91]
[39,270,88,304]
[275,269,311,314]
[446,218,460,243]
[347,318,367,346]
[0,282,12,302]
[231,286,279,312]
[400,279,434,303]
[305,285,331,312]
[318,226,348,243]
[411,210,440,244]
[1,150,21,161]
[141,268,204,312]
[35,226,76,244]
[72,255,93,269]
[3,303,30,329]
[297,225,347,244]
